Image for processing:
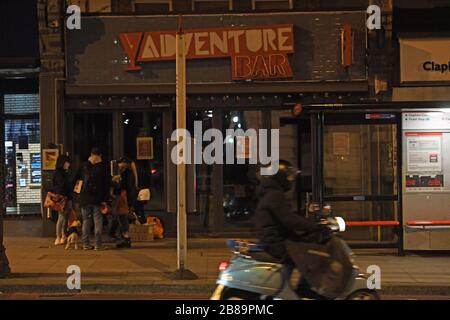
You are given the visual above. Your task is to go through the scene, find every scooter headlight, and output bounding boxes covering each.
[335,217,346,232]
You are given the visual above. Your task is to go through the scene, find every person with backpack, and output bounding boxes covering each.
[75,147,110,250]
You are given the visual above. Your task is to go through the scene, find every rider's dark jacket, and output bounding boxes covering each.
[255,177,321,260]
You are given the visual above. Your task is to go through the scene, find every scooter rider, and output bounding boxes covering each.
[255,159,323,262]
[255,160,329,297]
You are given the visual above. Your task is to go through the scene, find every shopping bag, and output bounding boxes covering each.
[137,188,151,201]
[147,216,164,239]
[112,190,129,215]
[44,192,66,213]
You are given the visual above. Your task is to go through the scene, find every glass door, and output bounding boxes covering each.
[121,111,164,212]
[321,113,399,242]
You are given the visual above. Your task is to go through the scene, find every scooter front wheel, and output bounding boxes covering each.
[346,290,380,300]
[221,287,260,300]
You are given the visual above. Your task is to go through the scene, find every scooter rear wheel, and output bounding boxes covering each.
[347,290,380,300]
[221,287,260,300]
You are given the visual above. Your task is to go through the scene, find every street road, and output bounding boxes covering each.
[0,292,449,300]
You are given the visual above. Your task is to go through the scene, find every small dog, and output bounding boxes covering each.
[65,220,82,250]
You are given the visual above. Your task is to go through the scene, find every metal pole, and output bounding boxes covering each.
[176,24,187,271]
[169,16,197,280]
[0,95,11,278]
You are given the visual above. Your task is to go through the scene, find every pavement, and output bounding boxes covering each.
[2,236,450,297]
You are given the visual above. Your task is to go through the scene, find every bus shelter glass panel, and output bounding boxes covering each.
[323,124,397,197]
[323,123,398,242]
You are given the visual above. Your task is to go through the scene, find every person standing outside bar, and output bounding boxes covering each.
[76,148,109,250]
[52,155,73,246]
[111,157,138,248]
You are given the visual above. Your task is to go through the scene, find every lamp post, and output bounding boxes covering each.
[169,16,197,280]
[0,97,11,278]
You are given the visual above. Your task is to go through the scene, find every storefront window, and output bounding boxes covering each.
[187,110,214,231]
[3,94,41,215]
[222,110,263,228]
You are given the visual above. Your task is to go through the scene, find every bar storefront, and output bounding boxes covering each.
[55,11,368,236]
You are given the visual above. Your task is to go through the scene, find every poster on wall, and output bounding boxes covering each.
[42,149,59,171]
[405,132,444,191]
[136,137,153,160]
[332,132,350,156]
[30,153,41,186]
[236,136,253,159]
[406,132,442,172]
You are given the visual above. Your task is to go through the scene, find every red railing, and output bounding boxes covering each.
[345,220,400,243]
[346,220,400,227]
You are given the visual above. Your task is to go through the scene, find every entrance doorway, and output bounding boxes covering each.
[68,110,166,217]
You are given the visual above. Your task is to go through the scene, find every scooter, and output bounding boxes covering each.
[211,206,379,300]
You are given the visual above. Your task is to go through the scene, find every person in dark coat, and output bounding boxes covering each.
[52,155,73,246]
[256,160,322,261]
[111,157,138,248]
[256,160,331,298]
[74,147,110,250]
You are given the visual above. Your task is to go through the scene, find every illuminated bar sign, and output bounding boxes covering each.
[119,24,294,80]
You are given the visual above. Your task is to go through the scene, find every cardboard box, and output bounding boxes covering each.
[129,223,155,242]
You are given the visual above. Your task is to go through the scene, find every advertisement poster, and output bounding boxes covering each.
[406,132,444,191]
[136,137,153,160]
[333,132,350,156]
[42,149,59,171]
[406,132,442,172]
[30,153,41,185]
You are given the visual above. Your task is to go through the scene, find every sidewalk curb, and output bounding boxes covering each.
[1,283,450,296]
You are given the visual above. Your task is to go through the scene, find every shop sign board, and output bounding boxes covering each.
[119,25,294,80]
[400,38,450,83]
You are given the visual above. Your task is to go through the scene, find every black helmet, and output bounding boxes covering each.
[262,160,300,192]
